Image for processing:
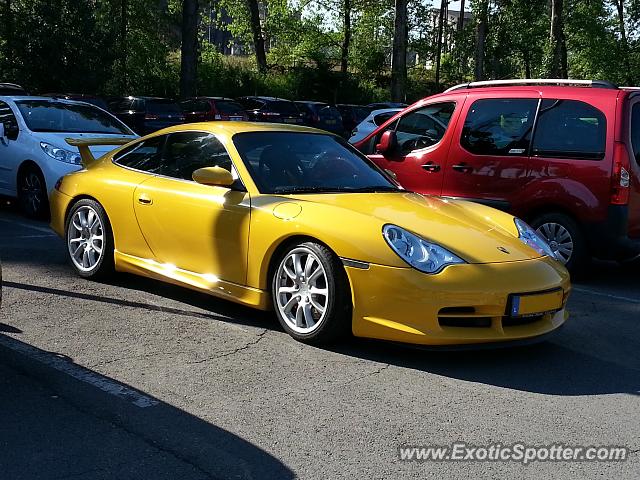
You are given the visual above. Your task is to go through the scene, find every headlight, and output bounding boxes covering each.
[382,224,465,274]
[40,142,82,165]
[515,218,557,259]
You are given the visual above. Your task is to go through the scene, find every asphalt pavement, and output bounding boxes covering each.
[0,200,638,479]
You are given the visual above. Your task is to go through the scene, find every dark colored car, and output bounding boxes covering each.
[354,79,640,272]
[294,101,344,134]
[337,104,371,137]
[107,96,185,135]
[180,97,249,122]
[0,83,27,95]
[42,93,109,111]
[237,96,303,125]
[366,102,408,110]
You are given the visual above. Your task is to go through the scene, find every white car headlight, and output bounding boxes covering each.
[382,224,465,274]
[40,142,82,165]
[515,218,557,259]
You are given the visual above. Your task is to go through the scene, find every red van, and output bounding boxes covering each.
[353,79,640,272]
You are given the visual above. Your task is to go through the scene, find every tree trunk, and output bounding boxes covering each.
[474,0,488,81]
[180,0,199,98]
[390,0,408,102]
[458,0,466,32]
[340,0,351,75]
[120,0,128,91]
[549,0,568,78]
[247,0,267,73]
[435,0,446,88]
[613,0,632,85]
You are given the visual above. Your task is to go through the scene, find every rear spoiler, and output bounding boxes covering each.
[65,137,133,167]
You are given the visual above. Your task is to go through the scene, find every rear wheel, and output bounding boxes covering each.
[272,242,351,344]
[65,199,114,279]
[531,212,587,273]
[18,166,48,219]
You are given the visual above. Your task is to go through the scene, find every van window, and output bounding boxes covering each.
[532,99,606,160]
[632,103,640,165]
[394,102,455,153]
[461,99,537,156]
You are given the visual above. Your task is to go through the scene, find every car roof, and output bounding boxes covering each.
[242,96,293,102]
[0,95,96,105]
[295,100,328,105]
[189,96,238,101]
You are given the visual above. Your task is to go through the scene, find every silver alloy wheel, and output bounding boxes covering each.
[536,222,573,264]
[275,247,329,334]
[22,172,43,214]
[67,206,105,272]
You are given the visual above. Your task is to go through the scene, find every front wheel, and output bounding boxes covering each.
[18,166,49,219]
[65,199,114,279]
[272,242,351,344]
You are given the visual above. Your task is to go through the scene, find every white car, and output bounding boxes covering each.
[348,108,402,144]
[0,96,137,217]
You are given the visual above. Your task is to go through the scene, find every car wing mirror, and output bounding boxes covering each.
[192,166,235,187]
[376,130,397,157]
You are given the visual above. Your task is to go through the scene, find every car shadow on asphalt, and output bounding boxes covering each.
[0,334,295,480]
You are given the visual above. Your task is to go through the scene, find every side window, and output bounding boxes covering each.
[0,100,20,140]
[113,136,164,173]
[394,102,455,154]
[632,104,640,165]
[532,99,606,160]
[160,131,239,184]
[461,99,537,156]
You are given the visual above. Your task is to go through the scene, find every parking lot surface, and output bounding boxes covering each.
[0,201,638,479]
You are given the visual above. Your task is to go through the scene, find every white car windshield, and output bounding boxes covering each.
[16,100,133,135]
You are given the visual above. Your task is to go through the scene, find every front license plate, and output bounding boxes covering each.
[510,290,563,317]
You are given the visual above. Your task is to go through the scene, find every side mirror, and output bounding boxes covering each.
[376,130,397,156]
[192,166,234,187]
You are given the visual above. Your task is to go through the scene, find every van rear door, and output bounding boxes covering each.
[627,101,640,239]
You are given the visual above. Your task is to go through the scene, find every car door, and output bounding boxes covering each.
[0,100,23,195]
[628,101,640,238]
[366,101,459,195]
[442,94,540,211]
[133,131,250,286]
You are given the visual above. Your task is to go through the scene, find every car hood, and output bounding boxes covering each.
[37,132,137,156]
[282,192,542,265]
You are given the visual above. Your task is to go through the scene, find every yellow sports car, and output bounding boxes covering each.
[50,123,570,346]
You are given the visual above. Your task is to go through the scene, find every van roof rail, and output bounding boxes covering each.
[444,79,618,93]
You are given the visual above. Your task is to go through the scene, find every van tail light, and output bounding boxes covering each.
[611,142,631,205]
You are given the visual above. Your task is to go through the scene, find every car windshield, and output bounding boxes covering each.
[147,100,181,114]
[216,100,245,115]
[270,101,299,115]
[16,100,132,134]
[233,131,400,194]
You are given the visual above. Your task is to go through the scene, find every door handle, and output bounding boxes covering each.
[421,162,441,173]
[451,163,473,174]
[137,194,152,205]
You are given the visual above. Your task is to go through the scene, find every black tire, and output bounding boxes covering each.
[64,199,115,279]
[18,165,49,219]
[271,241,352,345]
[530,212,587,273]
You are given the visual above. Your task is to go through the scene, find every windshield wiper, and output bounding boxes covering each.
[340,186,403,193]
[272,185,402,194]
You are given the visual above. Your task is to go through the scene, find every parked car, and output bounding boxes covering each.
[353,79,640,271]
[0,96,137,217]
[41,93,110,111]
[107,96,185,135]
[366,102,407,109]
[180,97,248,122]
[0,83,27,95]
[349,108,402,144]
[294,101,344,135]
[50,123,569,347]
[337,104,370,137]
[237,96,303,124]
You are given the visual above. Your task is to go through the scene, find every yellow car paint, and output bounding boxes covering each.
[50,122,570,346]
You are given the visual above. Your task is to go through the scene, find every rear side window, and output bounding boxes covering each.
[532,99,606,160]
[113,136,164,173]
[461,99,537,156]
[630,104,639,165]
[0,100,19,140]
[271,101,299,115]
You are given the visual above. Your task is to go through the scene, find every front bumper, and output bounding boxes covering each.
[345,256,570,346]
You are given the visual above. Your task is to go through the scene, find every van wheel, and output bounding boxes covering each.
[18,166,49,219]
[271,241,352,345]
[530,213,587,272]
